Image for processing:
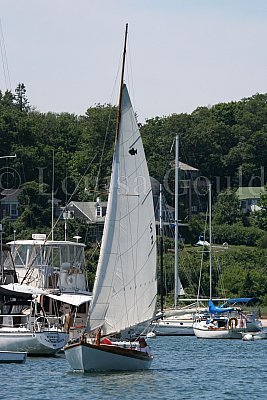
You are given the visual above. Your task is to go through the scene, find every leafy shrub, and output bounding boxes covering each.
[212,223,264,246]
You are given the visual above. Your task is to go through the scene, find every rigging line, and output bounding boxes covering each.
[170,138,175,154]
[196,207,209,304]
[0,18,11,91]
[93,105,114,200]
[161,190,199,293]
[125,33,135,116]
[94,29,126,200]
[46,152,99,239]
[20,153,99,282]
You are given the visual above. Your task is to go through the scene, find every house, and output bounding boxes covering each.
[65,198,107,242]
[0,189,21,220]
[168,160,202,218]
[179,161,201,217]
[150,176,188,240]
[236,186,266,213]
[0,188,62,221]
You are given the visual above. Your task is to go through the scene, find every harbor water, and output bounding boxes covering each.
[1,335,266,400]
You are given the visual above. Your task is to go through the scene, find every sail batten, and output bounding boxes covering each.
[86,84,157,336]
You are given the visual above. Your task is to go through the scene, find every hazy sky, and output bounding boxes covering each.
[1,0,266,122]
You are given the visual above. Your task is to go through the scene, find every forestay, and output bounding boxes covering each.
[86,84,157,336]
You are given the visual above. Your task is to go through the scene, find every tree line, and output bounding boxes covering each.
[1,84,267,303]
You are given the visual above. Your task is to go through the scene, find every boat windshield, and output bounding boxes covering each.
[10,243,85,270]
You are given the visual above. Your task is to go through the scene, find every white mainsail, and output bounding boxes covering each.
[86,84,157,336]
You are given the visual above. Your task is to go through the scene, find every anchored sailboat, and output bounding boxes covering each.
[193,184,262,339]
[64,24,157,371]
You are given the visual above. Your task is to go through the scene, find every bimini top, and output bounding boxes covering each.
[223,298,260,306]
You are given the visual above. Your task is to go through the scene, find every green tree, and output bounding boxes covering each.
[15,83,30,112]
[251,187,267,231]
[212,189,242,225]
[13,181,51,238]
[242,271,254,297]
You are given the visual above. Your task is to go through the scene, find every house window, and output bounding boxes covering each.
[88,226,97,237]
[10,203,18,217]
[0,203,18,219]
[241,200,246,207]
[96,204,102,218]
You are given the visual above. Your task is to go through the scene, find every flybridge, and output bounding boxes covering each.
[6,238,87,293]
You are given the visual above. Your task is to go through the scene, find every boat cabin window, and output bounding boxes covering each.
[12,244,40,267]
[11,243,85,270]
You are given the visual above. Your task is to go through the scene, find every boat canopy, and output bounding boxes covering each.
[0,283,47,299]
[222,298,260,306]
[208,299,235,315]
[47,293,92,307]
[0,283,92,306]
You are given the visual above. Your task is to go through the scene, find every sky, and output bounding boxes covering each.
[0,0,266,122]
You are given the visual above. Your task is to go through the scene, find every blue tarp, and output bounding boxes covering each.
[208,299,235,315]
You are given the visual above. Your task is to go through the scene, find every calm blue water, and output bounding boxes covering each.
[1,335,266,400]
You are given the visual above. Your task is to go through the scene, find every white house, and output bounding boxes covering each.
[236,186,266,213]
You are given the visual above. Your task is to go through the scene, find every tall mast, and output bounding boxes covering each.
[174,134,179,308]
[115,23,128,138]
[209,182,212,300]
[51,149,55,241]
[159,184,164,314]
[0,224,3,284]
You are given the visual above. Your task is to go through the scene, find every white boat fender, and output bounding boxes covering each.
[146,331,156,338]
[243,334,253,341]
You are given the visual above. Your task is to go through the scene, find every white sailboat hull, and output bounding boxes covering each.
[152,319,194,336]
[64,341,153,371]
[0,328,67,355]
[193,325,239,339]
[193,320,260,339]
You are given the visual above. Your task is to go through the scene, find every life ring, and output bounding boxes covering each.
[66,274,74,285]
[229,317,238,329]
[34,316,49,331]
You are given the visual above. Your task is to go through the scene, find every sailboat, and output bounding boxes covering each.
[193,184,262,339]
[64,24,157,371]
[150,135,204,336]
